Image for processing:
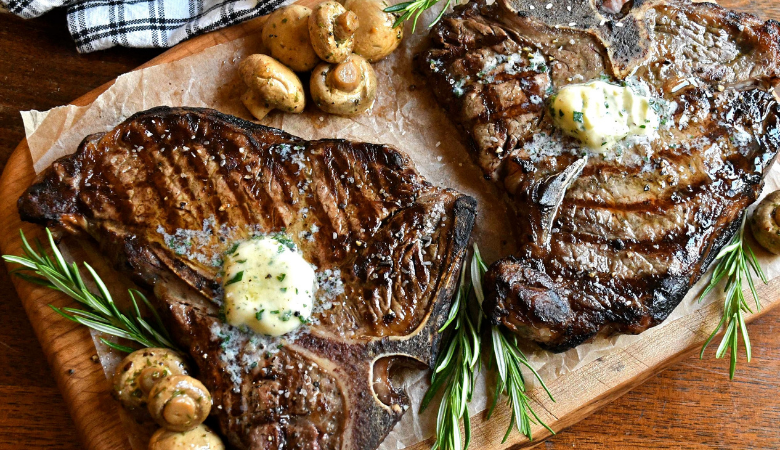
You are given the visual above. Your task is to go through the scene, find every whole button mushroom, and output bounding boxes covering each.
[343,0,403,62]
[262,5,320,72]
[308,1,359,63]
[310,54,378,116]
[147,375,212,432]
[113,348,189,415]
[750,190,780,254]
[148,424,225,450]
[239,54,305,121]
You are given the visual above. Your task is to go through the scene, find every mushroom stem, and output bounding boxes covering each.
[163,395,200,427]
[241,89,274,121]
[310,54,377,116]
[309,1,358,63]
[334,11,359,41]
[328,60,361,92]
[147,375,212,432]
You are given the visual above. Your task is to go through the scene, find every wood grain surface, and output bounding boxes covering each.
[1,1,779,449]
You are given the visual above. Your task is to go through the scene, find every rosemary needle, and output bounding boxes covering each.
[699,218,767,379]
[471,244,554,442]
[3,228,178,353]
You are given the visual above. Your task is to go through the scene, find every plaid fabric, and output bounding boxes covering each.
[1,0,290,53]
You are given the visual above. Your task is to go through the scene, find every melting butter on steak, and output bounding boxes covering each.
[420,0,780,351]
[17,107,476,449]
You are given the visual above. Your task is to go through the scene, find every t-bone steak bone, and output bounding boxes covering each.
[17,107,477,449]
[420,0,780,351]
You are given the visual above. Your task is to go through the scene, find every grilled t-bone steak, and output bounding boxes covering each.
[420,0,780,351]
[17,107,476,449]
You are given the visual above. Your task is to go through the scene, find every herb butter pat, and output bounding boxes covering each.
[552,80,659,150]
[222,236,315,336]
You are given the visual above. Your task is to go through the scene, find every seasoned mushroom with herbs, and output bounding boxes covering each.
[308,1,358,63]
[750,190,780,254]
[343,0,403,62]
[239,54,305,121]
[310,54,377,116]
[148,424,225,450]
[113,348,189,415]
[262,5,320,72]
[147,375,212,432]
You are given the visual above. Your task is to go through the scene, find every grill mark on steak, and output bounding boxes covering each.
[420,0,780,351]
[17,107,477,449]
[557,186,721,245]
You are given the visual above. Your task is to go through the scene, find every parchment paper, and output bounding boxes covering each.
[19,3,780,450]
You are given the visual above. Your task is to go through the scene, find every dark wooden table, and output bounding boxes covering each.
[1,3,779,449]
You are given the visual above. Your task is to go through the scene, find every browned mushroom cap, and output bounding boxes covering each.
[239,54,305,121]
[262,5,319,72]
[343,0,403,62]
[750,190,780,255]
[148,375,212,432]
[148,424,225,450]
[308,1,358,63]
[310,54,377,116]
[113,348,189,415]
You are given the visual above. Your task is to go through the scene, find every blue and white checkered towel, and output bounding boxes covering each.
[2,0,289,53]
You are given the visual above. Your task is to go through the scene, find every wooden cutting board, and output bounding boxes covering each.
[1,1,779,449]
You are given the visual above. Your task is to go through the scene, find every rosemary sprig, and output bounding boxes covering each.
[384,0,454,32]
[3,228,178,353]
[422,244,553,450]
[699,218,767,379]
[420,264,481,450]
[471,244,554,442]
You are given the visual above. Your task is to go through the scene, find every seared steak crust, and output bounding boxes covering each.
[420,0,780,351]
[18,107,477,449]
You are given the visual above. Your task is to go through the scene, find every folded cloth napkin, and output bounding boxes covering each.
[1,0,291,53]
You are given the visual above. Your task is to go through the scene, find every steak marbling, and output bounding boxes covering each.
[420,0,780,351]
[17,107,477,449]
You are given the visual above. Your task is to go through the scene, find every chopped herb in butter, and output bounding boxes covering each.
[221,236,315,336]
[551,80,660,151]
